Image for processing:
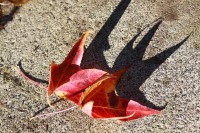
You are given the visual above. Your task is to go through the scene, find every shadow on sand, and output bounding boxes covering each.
[18,0,191,111]
[0,6,20,30]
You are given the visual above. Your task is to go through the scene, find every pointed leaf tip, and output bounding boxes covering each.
[70,31,90,65]
[47,32,91,99]
[82,101,94,117]
[119,100,160,121]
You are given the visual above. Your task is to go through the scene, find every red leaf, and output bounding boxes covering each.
[17,31,159,121]
[81,67,159,121]
[47,32,106,104]
[47,32,89,96]
[55,69,106,104]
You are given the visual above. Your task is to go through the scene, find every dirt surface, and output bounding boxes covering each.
[0,0,199,132]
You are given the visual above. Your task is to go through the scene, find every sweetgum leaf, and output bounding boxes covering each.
[55,69,106,104]
[17,32,159,121]
[81,67,159,121]
[47,32,89,96]
[47,32,106,104]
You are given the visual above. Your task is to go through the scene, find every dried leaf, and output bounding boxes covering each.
[54,69,106,104]
[47,32,106,104]
[81,67,159,121]
[18,32,159,121]
[47,32,88,96]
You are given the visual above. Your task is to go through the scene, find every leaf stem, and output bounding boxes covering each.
[14,65,47,89]
[30,106,77,120]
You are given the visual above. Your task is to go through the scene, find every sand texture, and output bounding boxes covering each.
[0,0,200,132]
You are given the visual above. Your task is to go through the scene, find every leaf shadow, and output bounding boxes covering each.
[81,0,131,71]
[81,0,191,110]
[113,21,191,110]
[32,98,64,117]
[0,6,20,30]
[17,0,191,111]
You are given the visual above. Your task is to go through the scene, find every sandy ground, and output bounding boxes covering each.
[0,0,199,132]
